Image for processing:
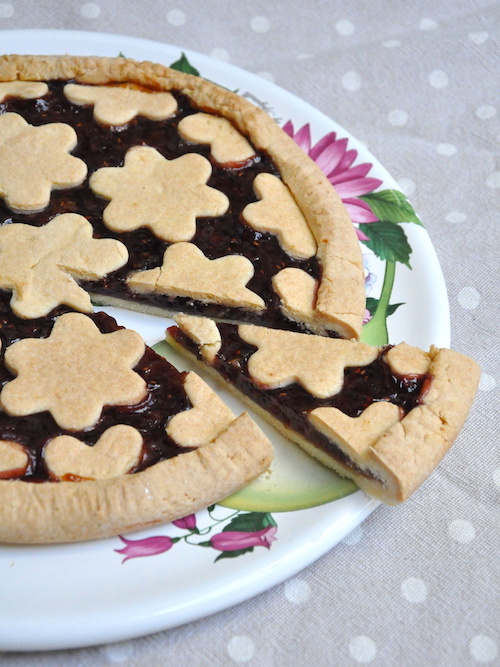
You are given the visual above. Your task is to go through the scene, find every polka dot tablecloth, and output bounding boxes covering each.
[1,1,498,665]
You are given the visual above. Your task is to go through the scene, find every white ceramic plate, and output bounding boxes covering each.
[0,30,450,652]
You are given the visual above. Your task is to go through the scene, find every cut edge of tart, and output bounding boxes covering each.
[0,54,366,339]
[167,316,481,505]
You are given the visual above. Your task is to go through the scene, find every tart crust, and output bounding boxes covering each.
[0,54,365,339]
[169,319,480,504]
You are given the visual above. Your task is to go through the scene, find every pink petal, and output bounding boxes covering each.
[309,131,337,161]
[292,123,312,153]
[314,138,348,175]
[335,148,358,172]
[343,199,379,223]
[331,162,374,185]
[282,120,294,137]
[331,176,383,198]
[356,227,370,241]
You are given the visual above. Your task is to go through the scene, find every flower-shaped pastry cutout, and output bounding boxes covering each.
[178,112,255,165]
[242,173,317,260]
[166,372,234,447]
[0,214,128,319]
[0,441,29,479]
[127,242,265,310]
[309,402,402,463]
[238,325,378,398]
[385,343,431,376]
[0,81,48,102]
[64,83,177,126]
[0,113,87,212]
[272,267,317,322]
[44,425,143,480]
[90,147,229,242]
[1,313,147,431]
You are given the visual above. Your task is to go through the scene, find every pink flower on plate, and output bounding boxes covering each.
[115,535,174,563]
[211,525,278,552]
[172,514,197,531]
[283,121,383,240]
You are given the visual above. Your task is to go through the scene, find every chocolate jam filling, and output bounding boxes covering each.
[0,81,322,333]
[170,324,428,475]
[0,291,193,482]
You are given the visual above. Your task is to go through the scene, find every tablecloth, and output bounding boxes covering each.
[1,1,498,664]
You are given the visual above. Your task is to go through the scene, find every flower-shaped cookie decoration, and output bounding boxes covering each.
[238,325,378,398]
[0,113,87,212]
[272,267,317,322]
[0,214,129,319]
[166,372,235,447]
[64,83,178,126]
[127,242,265,310]
[0,313,147,431]
[90,147,229,242]
[0,441,29,478]
[0,81,48,102]
[44,425,143,480]
[385,343,431,376]
[175,315,222,363]
[242,173,317,260]
[177,112,255,165]
[309,402,402,464]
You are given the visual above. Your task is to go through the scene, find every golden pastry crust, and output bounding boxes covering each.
[0,54,365,339]
[170,320,480,504]
[0,413,273,543]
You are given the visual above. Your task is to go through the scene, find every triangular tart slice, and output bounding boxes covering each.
[168,317,480,504]
[0,302,272,543]
[0,55,365,339]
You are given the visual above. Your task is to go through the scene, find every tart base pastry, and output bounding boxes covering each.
[168,318,480,504]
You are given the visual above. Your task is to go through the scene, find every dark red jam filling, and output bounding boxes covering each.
[0,291,193,482]
[169,323,429,474]
[0,80,323,333]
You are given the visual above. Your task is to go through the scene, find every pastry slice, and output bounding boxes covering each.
[168,317,480,504]
[0,303,272,543]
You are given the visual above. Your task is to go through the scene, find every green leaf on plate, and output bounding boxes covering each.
[222,511,270,533]
[215,547,254,562]
[359,221,412,268]
[359,189,423,226]
[169,52,200,76]
[365,297,405,318]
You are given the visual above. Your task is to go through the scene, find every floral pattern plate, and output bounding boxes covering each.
[0,30,450,651]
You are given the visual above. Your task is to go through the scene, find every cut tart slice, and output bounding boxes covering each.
[0,302,272,543]
[0,55,365,339]
[168,316,480,504]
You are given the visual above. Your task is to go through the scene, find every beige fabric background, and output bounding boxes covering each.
[1,1,499,665]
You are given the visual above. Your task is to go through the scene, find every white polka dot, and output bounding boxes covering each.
[449,519,476,543]
[210,48,230,62]
[167,8,186,25]
[479,373,496,391]
[470,635,498,663]
[493,469,500,489]
[437,143,457,156]
[344,525,363,545]
[458,286,481,310]
[342,71,362,91]
[401,577,428,603]
[284,578,311,604]
[476,105,497,120]
[257,71,275,83]
[297,53,313,60]
[429,70,449,88]
[445,211,467,223]
[419,18,438,31]
[251,16,270,33]
[80,2,100,18]
[469,32,489,45]
[102,640,134,662]
[486,171,500,189]
[349,636,377,663]
[336,19,354,36]
[398,177,416,196]
[227,635,255,663]
[388,109,409,126]
[0,2,13,18]
[383,39,401,48]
